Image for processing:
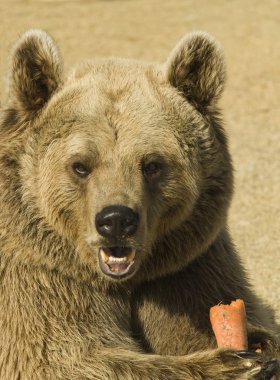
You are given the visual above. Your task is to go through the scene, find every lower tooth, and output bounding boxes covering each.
[108,257,127,263]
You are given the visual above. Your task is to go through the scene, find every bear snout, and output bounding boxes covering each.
[95,205,139,240]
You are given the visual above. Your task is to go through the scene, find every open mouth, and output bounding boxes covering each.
[98,247,138,279]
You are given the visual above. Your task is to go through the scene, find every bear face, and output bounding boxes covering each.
[1,30,232,282]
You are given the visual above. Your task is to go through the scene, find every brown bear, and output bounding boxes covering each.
[0,29,279,379]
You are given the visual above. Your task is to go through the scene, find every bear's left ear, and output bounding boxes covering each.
[166,32,225,111]
[8,29,63,114]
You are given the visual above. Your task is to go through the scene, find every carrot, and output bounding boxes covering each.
[210,299,248,350]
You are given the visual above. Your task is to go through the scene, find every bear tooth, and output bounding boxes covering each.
[100,249,109,263]
[127,249,136,262]
[100,248,136,263]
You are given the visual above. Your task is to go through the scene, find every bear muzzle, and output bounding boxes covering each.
[95,206,141,279]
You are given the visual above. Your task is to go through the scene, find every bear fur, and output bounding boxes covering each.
[0,29,279,379]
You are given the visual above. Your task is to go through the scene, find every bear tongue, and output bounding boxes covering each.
[107,261,130,273]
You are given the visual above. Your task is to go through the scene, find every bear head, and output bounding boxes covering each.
[0,30,232,283]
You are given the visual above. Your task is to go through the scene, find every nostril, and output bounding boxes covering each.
[99,221,112,234]
[122,218,138,236]
[123,224,137,236]
[99,219,113,228]
[95,214,113,236]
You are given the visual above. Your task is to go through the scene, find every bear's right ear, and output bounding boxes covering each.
[8,29,63,114]
[166,32,225,112]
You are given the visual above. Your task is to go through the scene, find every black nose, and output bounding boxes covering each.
[95,205,139,239]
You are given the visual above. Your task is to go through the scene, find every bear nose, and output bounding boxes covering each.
[95,205,139,239]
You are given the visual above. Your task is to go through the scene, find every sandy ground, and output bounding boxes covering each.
[0,0,279,322]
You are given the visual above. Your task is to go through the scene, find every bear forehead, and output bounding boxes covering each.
[39,58,190,151]
[47,57,190,120]
[64,58,162,103]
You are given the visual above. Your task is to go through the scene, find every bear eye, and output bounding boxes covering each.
[142,161,163,181]
[72,162,90,178]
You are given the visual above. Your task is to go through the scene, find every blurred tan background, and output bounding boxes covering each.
[0,0,279,321]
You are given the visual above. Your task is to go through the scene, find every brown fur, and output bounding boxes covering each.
[0,29,279,379]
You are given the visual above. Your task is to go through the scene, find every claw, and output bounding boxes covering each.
[236,351,262,360]
[236,351,279,379]
[263,358,279,380]
[248,357,279,380]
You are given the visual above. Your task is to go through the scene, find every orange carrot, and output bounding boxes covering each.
[210,299,248,350]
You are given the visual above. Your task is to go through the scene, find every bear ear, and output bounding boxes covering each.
[166,32,225,111]
[8,29,63,113]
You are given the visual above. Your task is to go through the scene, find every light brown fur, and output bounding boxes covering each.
[0,30,279,379]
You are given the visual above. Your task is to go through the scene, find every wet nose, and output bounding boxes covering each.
[95,205,139,239]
